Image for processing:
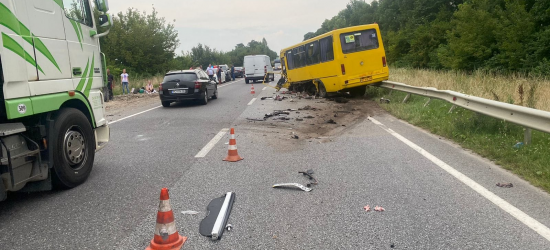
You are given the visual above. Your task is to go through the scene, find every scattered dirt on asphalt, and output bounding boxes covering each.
[244,93,386,150]
[105,93,160,119]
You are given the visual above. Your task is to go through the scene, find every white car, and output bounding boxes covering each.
[213,68,226,83]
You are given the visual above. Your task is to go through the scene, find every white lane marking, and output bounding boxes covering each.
[109,106,162,124]
[262,87,267,91]
[368,117,550,242]
[195,128,229,158]
[218,79,244,88]
[247,98,257,106]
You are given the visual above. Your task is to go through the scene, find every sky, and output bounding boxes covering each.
[108,0,372,55]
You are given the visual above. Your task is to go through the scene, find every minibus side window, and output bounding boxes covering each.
[320,36,334,62]
[340,29,379,54]
[306,40,320,66]
[286,50,294,70]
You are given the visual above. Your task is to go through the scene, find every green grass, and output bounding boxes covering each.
[367,86,550,193]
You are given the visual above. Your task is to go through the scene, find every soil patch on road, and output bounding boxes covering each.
[242,92,386,150]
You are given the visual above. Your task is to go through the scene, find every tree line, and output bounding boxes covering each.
[303,0,550,75]
[98,8,278,77]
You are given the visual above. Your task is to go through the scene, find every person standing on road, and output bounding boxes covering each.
[107,69,114,100]
[231,65,235,81]
[207,65,214,81]
[121,69,130,95]
[216,65,222,84]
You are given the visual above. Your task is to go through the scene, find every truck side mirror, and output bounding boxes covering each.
[98,14,112,28]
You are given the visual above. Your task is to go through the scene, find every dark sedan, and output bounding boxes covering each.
[159,69,218,107]
[234,67,244,78]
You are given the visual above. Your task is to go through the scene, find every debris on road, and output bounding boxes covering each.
[299,169,318,187]
[380,98,391,104]
[225,224,233,232]
[326,119,337,124]
[247,118,265,122]
[363,205,371,212]
[200,192,236,240]
[496,183,514,188]
[334,97,349,103]
[181,210,200,215]
[261,97,273,100]
[374,206,385,212]
[272,183,312,192]
[291,133,299,139]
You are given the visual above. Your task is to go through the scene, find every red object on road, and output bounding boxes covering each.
[223,128,244,162]
[146,188,187,250]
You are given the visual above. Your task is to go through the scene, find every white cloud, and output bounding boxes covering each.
[107,0,370,54]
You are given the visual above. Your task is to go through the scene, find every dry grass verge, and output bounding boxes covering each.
[389,68,550,111]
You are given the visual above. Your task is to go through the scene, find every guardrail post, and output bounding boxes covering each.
[524,128,532,145]
[402,94,411,103]
[424,98,432,107]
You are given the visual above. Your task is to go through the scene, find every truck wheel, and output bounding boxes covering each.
[245,79,250,84]
[52,108,95,189]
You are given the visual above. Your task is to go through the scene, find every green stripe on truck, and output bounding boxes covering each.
[2,33,44,75]
[5,93,96,127]
[0,3,62,73]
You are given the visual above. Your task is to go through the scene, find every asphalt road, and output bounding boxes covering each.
[1,75,550,249]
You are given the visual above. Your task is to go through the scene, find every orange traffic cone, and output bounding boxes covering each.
[146,188,187,250]
[250,84,255,94]
[223,128,243,162]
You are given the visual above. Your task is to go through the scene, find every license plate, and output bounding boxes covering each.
[360,76,373,82]
[171,90,187,94]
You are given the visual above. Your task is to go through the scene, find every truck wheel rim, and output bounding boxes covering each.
[63,126,87,167]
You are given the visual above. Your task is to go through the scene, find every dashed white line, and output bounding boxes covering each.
[195,128,229,158]
[368,117,550,242]
[109,106,162,124]
[247,98,257,106]
[262,87,267,91]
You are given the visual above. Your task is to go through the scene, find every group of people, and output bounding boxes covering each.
[204,64,236,84]
[105,68,157,101]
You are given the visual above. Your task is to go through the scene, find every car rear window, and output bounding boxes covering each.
[340,29,379,54]
[163,73,197,82]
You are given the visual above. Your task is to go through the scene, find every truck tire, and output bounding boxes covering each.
[51,108,95,189]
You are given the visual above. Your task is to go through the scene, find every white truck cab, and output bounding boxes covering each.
[244,55,274,84]
[0,0,112,201]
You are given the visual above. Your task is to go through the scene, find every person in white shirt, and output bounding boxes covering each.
[206,64,214,81]
[121,69,130,95]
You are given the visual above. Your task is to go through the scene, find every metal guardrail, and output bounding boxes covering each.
[377,81,550,144]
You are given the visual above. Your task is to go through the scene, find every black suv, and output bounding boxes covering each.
[159,69,218,107]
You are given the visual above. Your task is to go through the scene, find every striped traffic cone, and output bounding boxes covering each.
[250,85,255,94]
[146,188,187,250]
[223,128,243,162]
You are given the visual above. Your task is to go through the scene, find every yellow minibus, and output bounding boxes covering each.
[279,24,389,96]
